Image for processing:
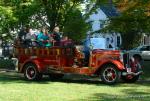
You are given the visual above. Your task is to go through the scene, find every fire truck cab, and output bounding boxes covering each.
[13,39,142,84]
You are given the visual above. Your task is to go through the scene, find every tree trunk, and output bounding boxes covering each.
[42,0,58,31]
[122,31,141,50]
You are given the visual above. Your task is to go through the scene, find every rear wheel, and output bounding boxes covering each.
[24,63,42,81]
[121,75,139,83]
[100,64,120,85]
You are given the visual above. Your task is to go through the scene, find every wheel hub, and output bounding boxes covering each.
[30,70,35,75]
[26,66,36,80]
[107,72,113,77]
[103,67,117,82]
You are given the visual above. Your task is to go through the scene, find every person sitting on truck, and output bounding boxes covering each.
[18,27,27,42]
[24,28,33,47]
[18,26,29,47]
[60,36,73,47]
[51,26,62,46]
[37,28,52,47]
[18,26,36,47]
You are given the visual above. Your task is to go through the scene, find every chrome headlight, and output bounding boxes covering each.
[130,56,135,62]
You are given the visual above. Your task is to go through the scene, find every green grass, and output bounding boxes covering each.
[141,61,150,80]
[0,62,150,101]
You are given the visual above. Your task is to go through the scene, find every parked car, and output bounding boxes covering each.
[129,45,150,61]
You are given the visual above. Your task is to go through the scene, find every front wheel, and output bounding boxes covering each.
[24,63,42,81]
[100,64,120,85]
[121,75,139,83]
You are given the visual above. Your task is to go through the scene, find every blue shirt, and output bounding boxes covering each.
[37,32,51,47]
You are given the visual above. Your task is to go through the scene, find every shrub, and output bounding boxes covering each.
[0,59,15,70]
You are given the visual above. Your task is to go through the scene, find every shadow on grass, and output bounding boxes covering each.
[0,71,150,88]
[0,72,105,85]
[141,61,150,80]
[79,89,150,101]
[0,72,50,84]
[80,93,150,101]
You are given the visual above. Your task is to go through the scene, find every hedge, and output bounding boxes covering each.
[0,59,15,70]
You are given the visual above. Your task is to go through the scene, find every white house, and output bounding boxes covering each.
[87,4,122,49]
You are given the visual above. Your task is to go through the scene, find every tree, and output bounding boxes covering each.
[0,1,17,37]
[0,0,92,42]
[12,0,88,30]
[63,9,90,43]
[100,0,150,49]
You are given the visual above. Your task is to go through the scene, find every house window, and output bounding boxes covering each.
[117,36,121,47]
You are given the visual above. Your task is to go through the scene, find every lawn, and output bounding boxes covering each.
[0,62,150,101]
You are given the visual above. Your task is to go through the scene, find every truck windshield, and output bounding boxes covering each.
[84,38,106,50]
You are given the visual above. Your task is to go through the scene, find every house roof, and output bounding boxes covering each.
[100,4,120,17]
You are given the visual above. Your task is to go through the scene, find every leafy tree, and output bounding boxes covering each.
[100,0,150,49]
[63,9,90,43]
[0,1,17,38]
[0,0,92,42]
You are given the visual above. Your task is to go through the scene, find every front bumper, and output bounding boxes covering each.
[122,71,143,76]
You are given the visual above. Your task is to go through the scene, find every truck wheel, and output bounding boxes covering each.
[121,75,139,83]
[49,73,64,80]
[100,64,120,85]
[24,63,42,81]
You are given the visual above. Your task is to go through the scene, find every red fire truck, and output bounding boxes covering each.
[13,40,142,84]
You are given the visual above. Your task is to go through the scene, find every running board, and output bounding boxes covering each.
[47,67,62,73]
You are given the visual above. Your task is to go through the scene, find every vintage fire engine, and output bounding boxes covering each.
[13,40,142,84]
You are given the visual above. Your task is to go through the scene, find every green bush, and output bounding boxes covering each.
[0,59,15,69]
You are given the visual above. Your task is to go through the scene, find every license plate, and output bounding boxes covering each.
[127,68,131,72]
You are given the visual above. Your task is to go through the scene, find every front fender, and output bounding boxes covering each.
[20,58,46,73]
[93,60,125,75]
[110,60,125,70]
[97,60,125,71]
